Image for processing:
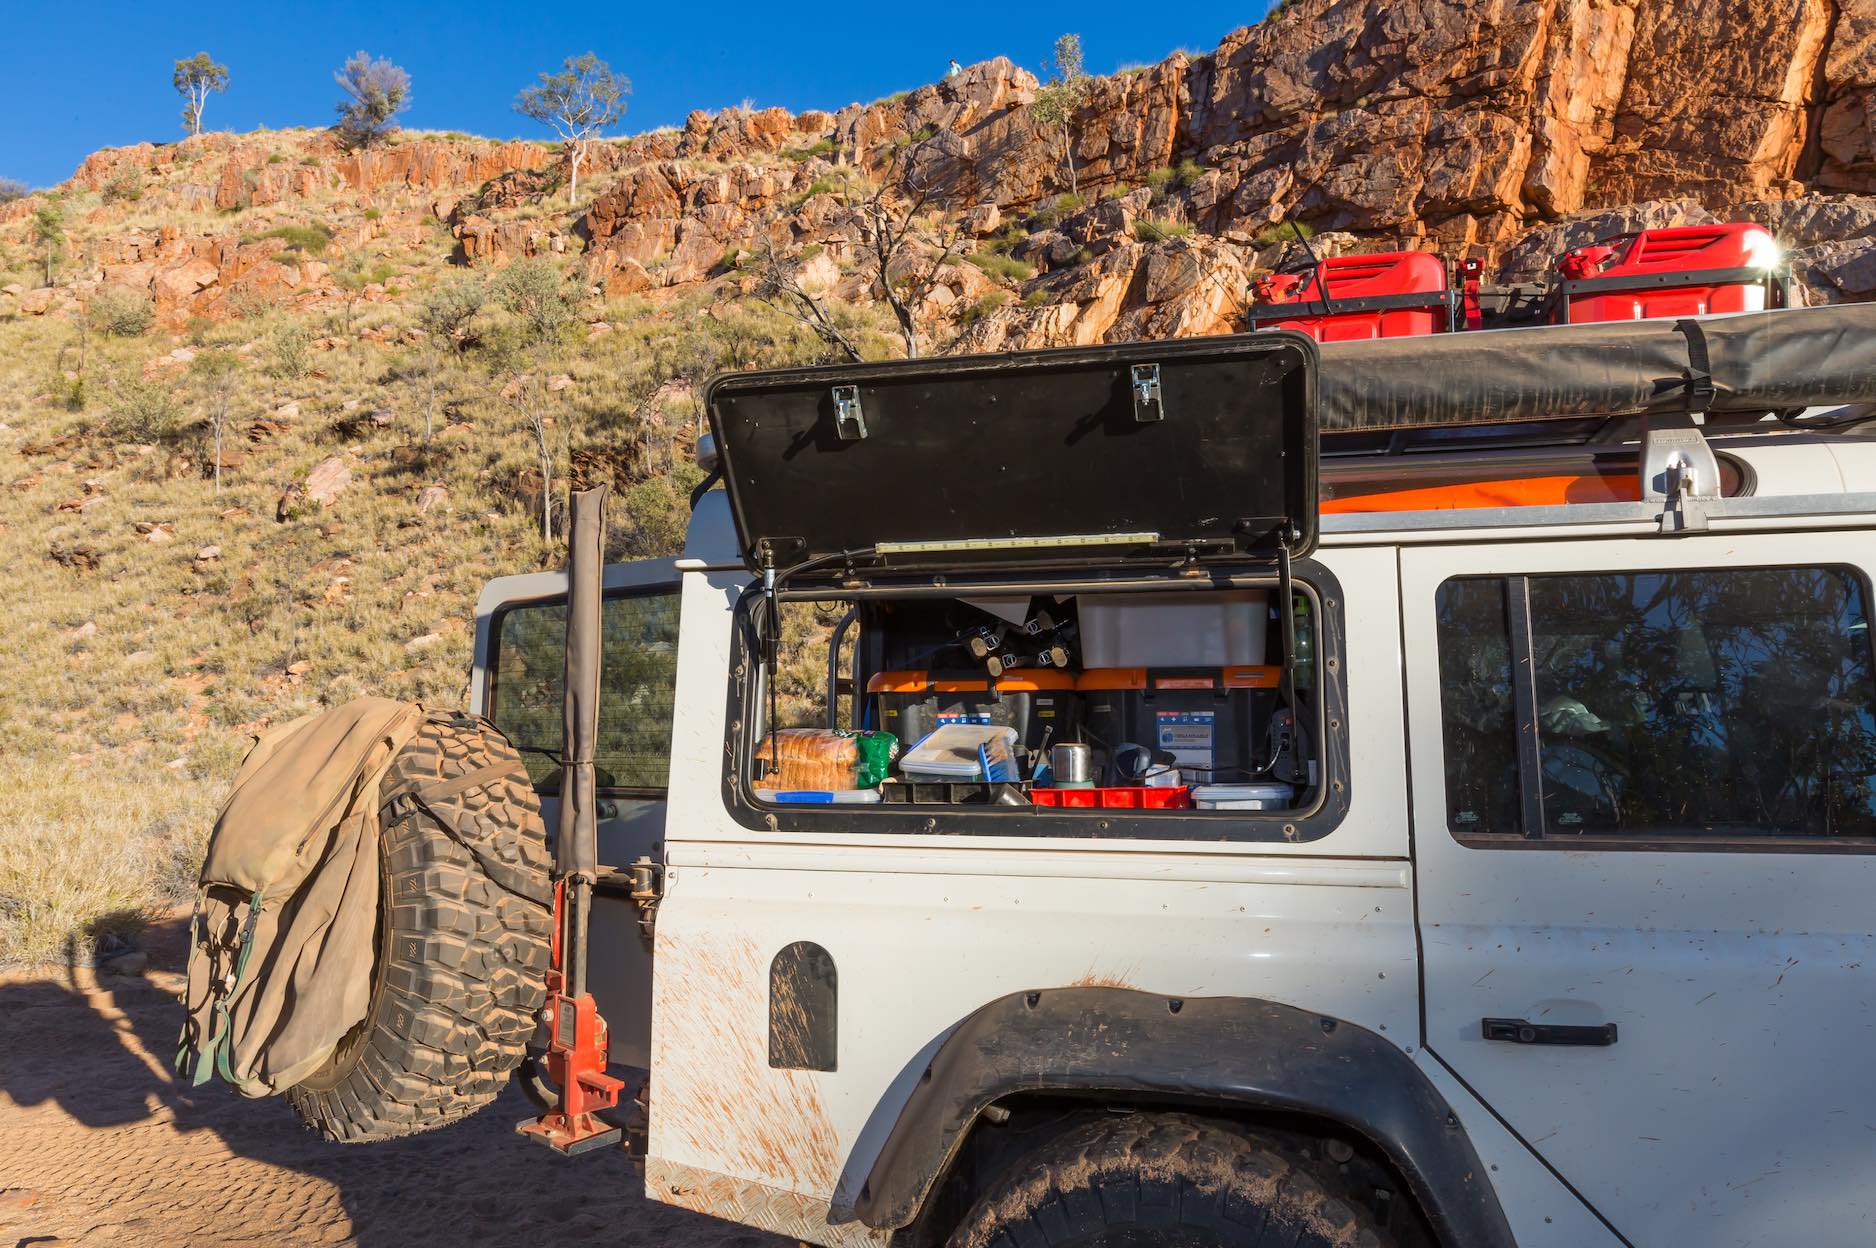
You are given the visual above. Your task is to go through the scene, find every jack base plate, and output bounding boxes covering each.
[516,1114,624,1157]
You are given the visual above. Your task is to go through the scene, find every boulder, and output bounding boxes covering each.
[302,456,352,507]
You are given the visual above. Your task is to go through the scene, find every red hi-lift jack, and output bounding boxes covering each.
[517,485,626,1157]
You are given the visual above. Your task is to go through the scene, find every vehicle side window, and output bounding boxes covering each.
[1435,566,1876,844]
[489,588,682,792]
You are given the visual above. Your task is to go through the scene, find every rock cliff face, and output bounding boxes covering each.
[6,0,1875,348]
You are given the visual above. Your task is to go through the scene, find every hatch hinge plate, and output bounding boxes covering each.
[1130,364,1164,423]
[831,385,868,440]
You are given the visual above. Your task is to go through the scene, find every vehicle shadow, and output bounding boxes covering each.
[0,913,784,1248]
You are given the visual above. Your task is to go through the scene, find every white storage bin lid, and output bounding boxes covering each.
[1192,782,1293,809]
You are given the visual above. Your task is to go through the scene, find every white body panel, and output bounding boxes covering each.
[1402,528,1876,1248]
[468,436,1876,1246]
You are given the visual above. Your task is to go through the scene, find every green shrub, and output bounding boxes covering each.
[363,207,382,221]
[1022,288,1050,307]
[958,290,1008,328]
[1145,167,1176,198]
[893,124,937,151]
[1173,158,1206,187]
[1134,217,1193,243]
[1030,193,1085,227]
[492,257,576,345]
[418,274,488,347]
[786,138,836,161]
[985,223,1028,255]
[89,286,155,337]
[101,369,184,440]
[267,152,288,164]
[1252,220,1315,248]
[250,223,333,255]
[265,316,316,379]
[100,166,143,205]
[966,251,1034,282]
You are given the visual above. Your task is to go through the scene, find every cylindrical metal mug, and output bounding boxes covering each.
[1051,742,1095,788]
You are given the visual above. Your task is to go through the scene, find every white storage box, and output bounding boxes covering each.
[1192,782,1293,810]
[1077,591,1268,668]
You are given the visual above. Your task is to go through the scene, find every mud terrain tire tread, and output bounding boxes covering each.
[285,713,552,1143]
[949,1112,1393,1248]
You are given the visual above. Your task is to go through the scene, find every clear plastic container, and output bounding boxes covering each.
[899,725,1020,780]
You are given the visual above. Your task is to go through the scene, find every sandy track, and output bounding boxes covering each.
[0,949,788,1248]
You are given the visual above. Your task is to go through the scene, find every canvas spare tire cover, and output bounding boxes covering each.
[286,710,553,1142]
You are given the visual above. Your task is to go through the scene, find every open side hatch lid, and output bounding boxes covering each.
[705,334,1318,582]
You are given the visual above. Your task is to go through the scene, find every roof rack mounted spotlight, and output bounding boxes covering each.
[874,531,1162,557]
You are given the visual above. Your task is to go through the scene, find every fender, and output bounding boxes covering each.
[851,988,1514,1248]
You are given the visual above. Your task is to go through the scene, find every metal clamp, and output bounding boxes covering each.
[1130,364,1164,423]
[831,385,867,440]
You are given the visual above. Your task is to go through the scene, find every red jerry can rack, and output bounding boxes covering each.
[1555,223,1791,324]
[1248,250,1452,342]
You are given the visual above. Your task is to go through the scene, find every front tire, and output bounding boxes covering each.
[949,1113,1392,1248]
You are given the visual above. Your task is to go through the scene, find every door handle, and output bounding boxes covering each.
[1481,1017,1617,1047]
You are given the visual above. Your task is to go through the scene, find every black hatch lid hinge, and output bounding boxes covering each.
[1130,363,1165,423]
[831,384,868,440]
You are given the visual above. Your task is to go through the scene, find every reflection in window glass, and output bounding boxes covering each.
[491,591,682,790]
[1435,579,1522,836]
[1437,567,1876,841]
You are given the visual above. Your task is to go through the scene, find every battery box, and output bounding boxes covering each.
[1077,666,1280,785]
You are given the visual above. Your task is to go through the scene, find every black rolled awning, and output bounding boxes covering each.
[1315,303,1876,431]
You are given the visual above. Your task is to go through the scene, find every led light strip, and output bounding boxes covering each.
[874,531,1162,556]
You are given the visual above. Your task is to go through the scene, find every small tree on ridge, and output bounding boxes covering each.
[1029,34,1089,197]
[514,53,630,206]
[173,53,229,137]
[334,52,410,151]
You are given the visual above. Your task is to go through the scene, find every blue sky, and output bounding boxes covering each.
[0,2,1273,189]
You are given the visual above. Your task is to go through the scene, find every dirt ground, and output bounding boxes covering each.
[0,921,789,1248]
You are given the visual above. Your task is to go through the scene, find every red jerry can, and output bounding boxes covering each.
[1559,223,1783,323]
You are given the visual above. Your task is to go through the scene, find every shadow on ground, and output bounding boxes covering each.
[0,914,787,1248]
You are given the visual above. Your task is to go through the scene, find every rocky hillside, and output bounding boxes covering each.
[2,0,1875,963]
[7,0,1876,346]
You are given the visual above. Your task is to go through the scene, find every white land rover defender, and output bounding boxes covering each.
[467,305,1876,1248]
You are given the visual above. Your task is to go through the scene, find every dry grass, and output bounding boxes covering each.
[0,153,897,963]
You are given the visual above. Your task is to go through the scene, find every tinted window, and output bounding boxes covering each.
[490,589,681,790]
[1437,567,1876,842]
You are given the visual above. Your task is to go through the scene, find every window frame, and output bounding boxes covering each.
[1434,562,1876,855]
[716,562,1353,843]
[485,581,684,799]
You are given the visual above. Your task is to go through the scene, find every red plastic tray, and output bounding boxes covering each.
[1032,785,1191,809]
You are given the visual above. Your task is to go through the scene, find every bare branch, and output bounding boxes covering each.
[749,236,864,363]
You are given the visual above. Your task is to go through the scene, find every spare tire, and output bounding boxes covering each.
[286,711,553,1142]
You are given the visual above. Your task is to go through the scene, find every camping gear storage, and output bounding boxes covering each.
[1078,667,1280,786]
[1248,251,1451,342]
[868,670,1079,755]
[1559,223,1782,324]
[1077,591,1267,668]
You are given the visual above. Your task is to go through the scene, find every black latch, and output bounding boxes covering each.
[1481,1017,1618,1046]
